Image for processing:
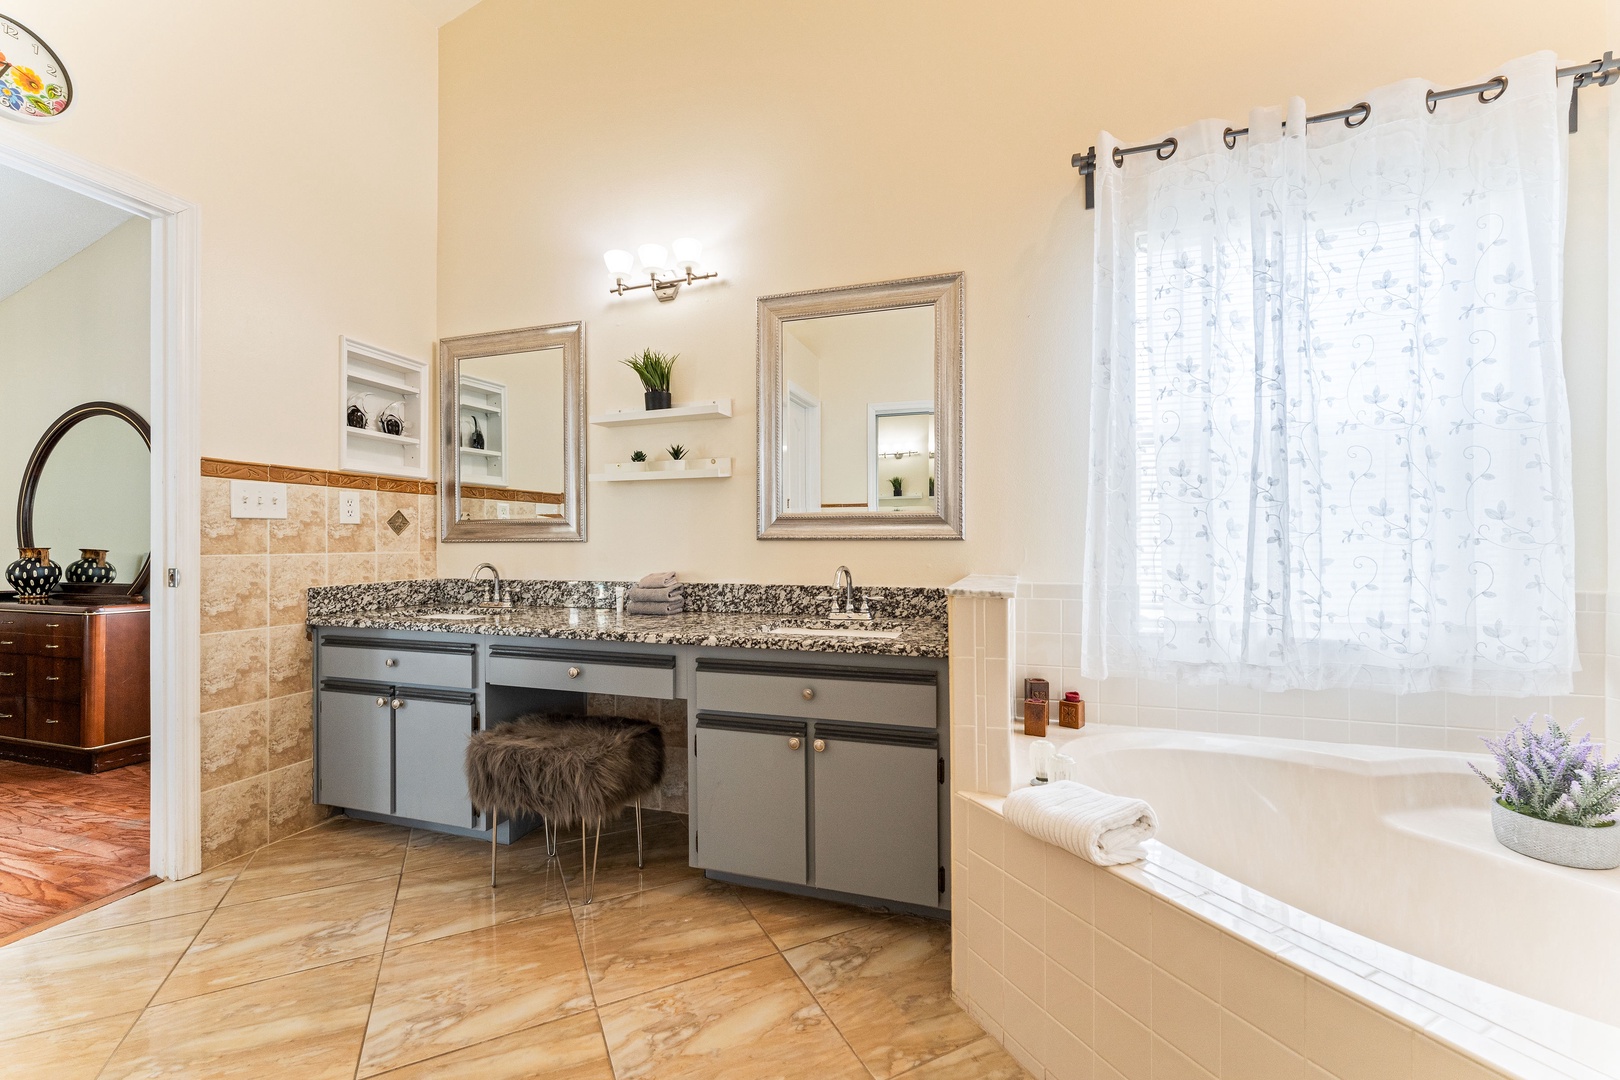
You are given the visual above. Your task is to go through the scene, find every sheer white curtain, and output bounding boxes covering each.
[1081,52,1576,695]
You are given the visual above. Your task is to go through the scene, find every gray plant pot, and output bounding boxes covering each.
[1491,800,1620,870]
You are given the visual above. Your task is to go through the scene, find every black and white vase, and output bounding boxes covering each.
[7,547,60,603]
[66,548,117,584]
[468,414,485,450]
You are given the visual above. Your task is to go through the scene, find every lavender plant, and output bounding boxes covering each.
[1471,715,1620,828]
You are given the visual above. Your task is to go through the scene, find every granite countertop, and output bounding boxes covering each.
[308,603,947,658]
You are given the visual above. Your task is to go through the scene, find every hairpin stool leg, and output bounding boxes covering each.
[490,809,499,889]
[635,797,644,870]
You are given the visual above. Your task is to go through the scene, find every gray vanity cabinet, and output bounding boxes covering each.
[392,688,479,829]
[692,716,808,885]
[316,684,393,815]
[811,725,940,907]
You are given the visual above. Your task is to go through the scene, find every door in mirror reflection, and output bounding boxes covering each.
[456,347,566,521]
[778,305,934,514]
[32,414,150,581]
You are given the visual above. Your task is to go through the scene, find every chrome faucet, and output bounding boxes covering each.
[826,565,873,621]
[470,563,511,609]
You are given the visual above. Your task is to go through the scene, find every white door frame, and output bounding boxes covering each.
[785,381,820,512]
[0,128,202,880]
[867,400,933,510]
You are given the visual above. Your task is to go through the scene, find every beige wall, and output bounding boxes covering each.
[436,0,1610,590]
[0,217,149,567]
[3,1,440,470]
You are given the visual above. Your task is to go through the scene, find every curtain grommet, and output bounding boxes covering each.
[1155,137,1178,161]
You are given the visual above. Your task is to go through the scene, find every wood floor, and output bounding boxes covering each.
[0,760,150,939]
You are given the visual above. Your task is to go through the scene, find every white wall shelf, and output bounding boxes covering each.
[457,374,507,487]
[589,399,732,427]
[590,457,732,482]
[340,336,430,479]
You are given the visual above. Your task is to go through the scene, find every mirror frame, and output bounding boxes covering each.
[17,400,152,599]
[757,272,964,540]
[437,321,586,542]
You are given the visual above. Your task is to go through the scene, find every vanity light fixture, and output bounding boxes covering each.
[604,238,718,302]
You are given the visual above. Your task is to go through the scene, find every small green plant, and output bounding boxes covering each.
[630,450,647,462]
[667,444,688,461]
[622,348,677,391]
[889,476,903,496]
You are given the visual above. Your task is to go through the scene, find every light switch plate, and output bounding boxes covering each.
[230,480,288,519]
[338,491,362,525]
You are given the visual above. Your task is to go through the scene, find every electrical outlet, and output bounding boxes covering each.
[338,491,362,525]
[495,502,511,519]
[229,480,288,519]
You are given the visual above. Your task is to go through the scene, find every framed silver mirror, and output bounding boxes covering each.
[757,272,964,539]
[438,321,586,542]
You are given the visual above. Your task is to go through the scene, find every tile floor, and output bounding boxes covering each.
[0,808,1031,1079]
[0,760,150,939]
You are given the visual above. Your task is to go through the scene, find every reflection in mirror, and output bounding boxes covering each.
[456,347,566,521]
[780,307,934,514]
[31,414,150,581]
[439,321,585,542]
[758,273,963,539]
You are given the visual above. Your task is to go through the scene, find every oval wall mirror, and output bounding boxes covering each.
[17,401,151,599]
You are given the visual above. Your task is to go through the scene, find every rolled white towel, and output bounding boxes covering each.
[1004,781,1157,866]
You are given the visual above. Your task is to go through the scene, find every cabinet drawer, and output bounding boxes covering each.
[0,696,23,739]
[27,699,80,745]
[695,659,937,728]
[486,645,676,699]
[0,656,24,695]
[319,636,475,689]
[27,657,80,701]
[0,625,82,658]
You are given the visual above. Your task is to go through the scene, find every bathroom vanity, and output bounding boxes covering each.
[307,579,951,911]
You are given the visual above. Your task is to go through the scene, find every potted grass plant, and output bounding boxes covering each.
[661,443,689,472]
[608,450,648,477]
[1471,715,1620,869]
[623,349,677,410]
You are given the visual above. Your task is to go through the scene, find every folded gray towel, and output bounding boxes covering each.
[626,599,686,616]
[638,571,678,589]
[628,585,683,603]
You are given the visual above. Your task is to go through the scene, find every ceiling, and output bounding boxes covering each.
[0,166,135,304]
[406,0,482,27]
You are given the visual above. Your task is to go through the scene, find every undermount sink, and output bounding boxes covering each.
[759,623,903,641]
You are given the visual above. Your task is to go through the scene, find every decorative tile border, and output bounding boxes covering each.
[201,457,437,495]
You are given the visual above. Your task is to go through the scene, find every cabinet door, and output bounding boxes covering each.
[812,725,940,907]
[317,686,393,814]
[393,691,478,829]
[693,716,808,885]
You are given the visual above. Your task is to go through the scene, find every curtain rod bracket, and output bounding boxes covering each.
[1072,147,1096,209]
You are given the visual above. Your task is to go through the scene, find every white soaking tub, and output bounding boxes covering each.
[1008,726,1620,1076]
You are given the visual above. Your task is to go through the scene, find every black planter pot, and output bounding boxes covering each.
[644,390,673,410]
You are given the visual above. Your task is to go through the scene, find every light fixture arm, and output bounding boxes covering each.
[609,266,721,303]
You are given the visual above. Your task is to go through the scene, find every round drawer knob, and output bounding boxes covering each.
[801,688,814,701]
[568,667,581,679]
[376,697,388,708]
[788,737,802,751]
[391,698,404,710]
[813,739,826,753]
[384,658,399,667]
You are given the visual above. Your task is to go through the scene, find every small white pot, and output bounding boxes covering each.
[1491,800,1620,870]
[607,462,647,475]
[659,460,689,472]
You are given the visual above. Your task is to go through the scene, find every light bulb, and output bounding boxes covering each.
[672,237,703,269]
[603,249,634,277]
[637,243,668,272]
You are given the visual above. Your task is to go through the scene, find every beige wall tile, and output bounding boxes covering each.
[1094,873,1152,957]
[1152,901,1221,1001]
[418,545,436,578]
[1151,971,1219,1075]
[201,477,267,556]
[1046,846,1094,923]
[326,488,376,553]
[1094,996,1151,1080]
[1151,1035,1216,1080]
[1303,981,1411,1080]
[200,701,268,792]
[329,552,379,586]
[267,624,312,699]
[201,775,268,868]
[269,483,327,555]
[1095,932,1152,1027]
[1220,938,1304,1052]
[377,553,421,582]
[267,759,331,842]
[199,554,267,634]
[268,691,314,770]
[1045,958,1092,1045]
[1221,1011,1304,1080]
[268,553,326,626]
[1411,1038,1510,1080]
[418,493,438,550]
[200,629,267,712]
[1047,899,1093,984]
[376,490,419,553]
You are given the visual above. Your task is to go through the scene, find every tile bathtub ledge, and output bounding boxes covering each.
[944,575,1018,598]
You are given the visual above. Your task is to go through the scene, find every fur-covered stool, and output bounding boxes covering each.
[464,713,664,900]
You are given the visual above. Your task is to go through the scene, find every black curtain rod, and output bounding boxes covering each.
[1070,51,1619,209]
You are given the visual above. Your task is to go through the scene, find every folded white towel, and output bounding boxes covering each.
[1004,781,1157,866]
[638,570,678,589]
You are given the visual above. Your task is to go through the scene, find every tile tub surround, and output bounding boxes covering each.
[950,793,1620,1080]
[0,810,1033,1080]
[200,459,438,868]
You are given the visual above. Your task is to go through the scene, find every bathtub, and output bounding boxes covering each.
[959,725,1620,1080]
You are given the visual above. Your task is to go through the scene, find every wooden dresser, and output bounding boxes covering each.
[0,600,149,772]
